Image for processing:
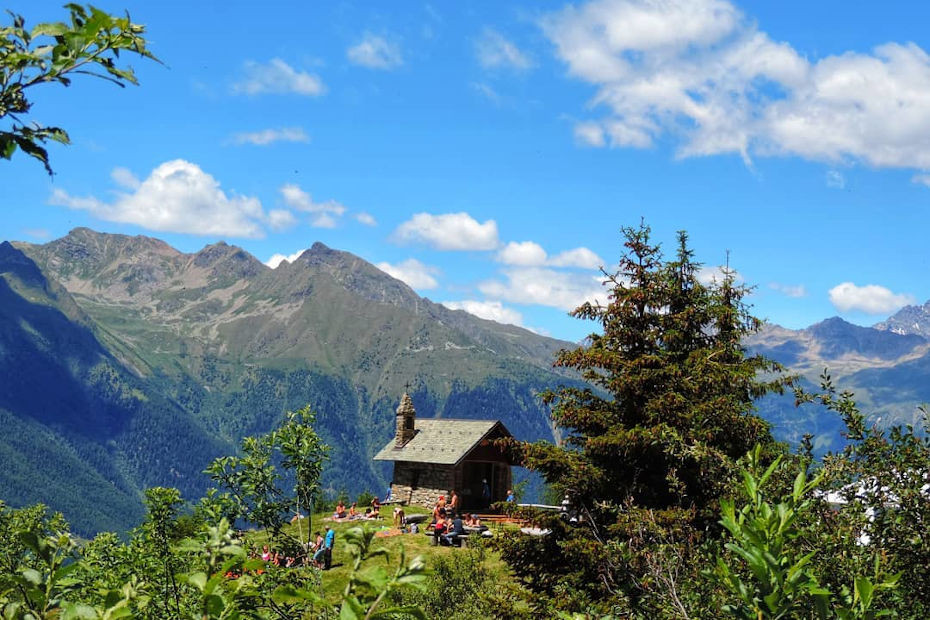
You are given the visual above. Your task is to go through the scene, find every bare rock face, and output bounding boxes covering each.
[875,301,930,339]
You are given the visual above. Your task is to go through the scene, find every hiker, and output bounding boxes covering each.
[323,526,335,569]
[449,490,460,515]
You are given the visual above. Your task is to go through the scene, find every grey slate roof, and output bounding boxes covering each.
[373,419,507,466]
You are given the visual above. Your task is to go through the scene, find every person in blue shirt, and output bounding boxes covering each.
[506,489,515,502]
[442,514,465,546]
[323,525,335,569]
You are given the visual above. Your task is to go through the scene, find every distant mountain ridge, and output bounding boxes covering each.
[874,301,930,339]
[748,312,930,454]
[2,228,577,534]
[4,227,930,534]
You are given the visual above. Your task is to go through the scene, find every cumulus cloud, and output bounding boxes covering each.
[549,247,604,269]
[233,59,325,96]
[393,212,499,251]
[280,184,346,228]
[574,122,607,147]
[769,282,808,298]
[829,282,916,314]
[110,166,140,189]
[267,209,298,232]
[497,241,548,266]
[496,241,603,269]
[442,300,524,326]
[347,34,403,69]
[265,249,307,269]
[697,265,742,285]
[354,212,377,226]
[375,258,440,289]
[230,127,310,146]
[543,0,930,171]
[476,28,533,70]
[479,267,604,311]
[49,160,269,238]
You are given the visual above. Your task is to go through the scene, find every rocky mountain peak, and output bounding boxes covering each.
[874,300,930,339]
[806,315,925,361]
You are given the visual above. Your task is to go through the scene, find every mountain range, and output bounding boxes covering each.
[1,229,577,534]
[2,228,929,535]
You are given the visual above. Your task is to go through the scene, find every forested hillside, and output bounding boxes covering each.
[2,230,576,534]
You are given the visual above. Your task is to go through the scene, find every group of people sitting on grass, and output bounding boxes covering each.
[331,496,381,521]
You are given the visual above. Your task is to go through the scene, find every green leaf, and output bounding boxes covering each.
[20,568,42,586]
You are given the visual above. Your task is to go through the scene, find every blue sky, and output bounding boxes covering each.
[4,0,930,341]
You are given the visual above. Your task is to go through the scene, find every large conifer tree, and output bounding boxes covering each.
[499,223,792,611]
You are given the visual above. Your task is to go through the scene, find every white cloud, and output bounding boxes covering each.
[49,160,268,238]
[826,170,846,189]
[829,282,916,314]
[442,300,524,326]
[697,266,742,285]
[393,212,499,251]
[354,212,377,226]
[280,184,346,228]
[479,267,604,311]
[769,282,807,298]
[574,122,607,147]
[110,166,140,189]
[233,59,325,96]
[265,249,307,269]
[311,213,338,229]
[912,173,930,187]
[267,209,297,232]
[497,241,548,266]
[375,258,440,289]
[549,247,604,269]
[543,0,930,171]
[495,242,604,269]
[476,28,533,70]
[347,34,403,69]
[230,127,310,146]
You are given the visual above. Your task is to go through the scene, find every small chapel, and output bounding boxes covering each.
[373,392,515,510]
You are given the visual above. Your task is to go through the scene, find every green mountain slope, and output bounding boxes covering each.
[0,241,231,534]
[4,229,578,534]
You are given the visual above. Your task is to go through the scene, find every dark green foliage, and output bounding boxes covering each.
[204,406,329,551]
[797,373,930,615]
[499,224,793,613]
[393,534,532,619]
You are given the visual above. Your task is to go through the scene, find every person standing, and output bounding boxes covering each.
[449,490,460,515]
[323,525,335,570]
[481,479,491,507]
